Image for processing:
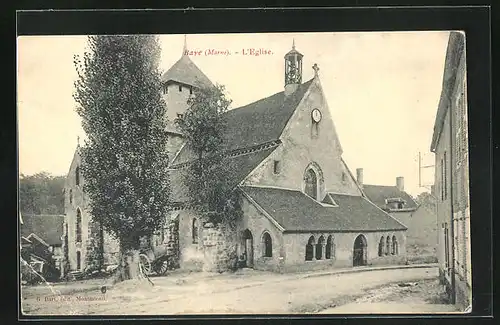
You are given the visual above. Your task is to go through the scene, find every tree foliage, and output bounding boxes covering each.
[415,191,437,211]
[174,85,241,227]
[19,172,65,215]
[73,35,171,252]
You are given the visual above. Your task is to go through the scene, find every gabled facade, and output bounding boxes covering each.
[430,31,471,311]
[64,147,120,274]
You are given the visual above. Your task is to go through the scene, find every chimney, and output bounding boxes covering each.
[356,168,363,187]
[396,176,404,191]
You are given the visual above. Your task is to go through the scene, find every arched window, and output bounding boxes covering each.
[76,209,82,243]
[262,232,272,257]
[69,189,73,204]
[378,236,385,256]
[305,236,315,261]
[325,235,333,259]
[316,236,325,260]
[392,235,398,255]
[304,169,318,199]
[386,236,391,256]
[75,166,80,186]
[192,218,199,244]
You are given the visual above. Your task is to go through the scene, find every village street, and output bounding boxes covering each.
[21,264,458,315]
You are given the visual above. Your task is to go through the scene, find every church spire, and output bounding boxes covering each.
[182,34,188,56]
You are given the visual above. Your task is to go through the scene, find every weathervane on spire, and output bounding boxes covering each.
[312,63,320,77]
[292,38,296,50]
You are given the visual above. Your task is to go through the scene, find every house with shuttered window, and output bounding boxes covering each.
[430,31,471,311]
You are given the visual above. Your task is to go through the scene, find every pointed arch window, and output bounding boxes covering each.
[316,236,325,260]
[385,236,391,256]
[304,169,318,199]
[262,232,272,257]
[75,166,80,186]
[305,236,315,261]
[192,218,199,244]
[76,209,82,243]
[392,235,398,255]
[378,236,385,256]
[325,235,333,259]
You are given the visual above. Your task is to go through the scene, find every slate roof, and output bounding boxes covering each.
[162,55,213,89]
[20,214,65,247]
[362,185,419,211]
[172,79,314,164]
[170,146,278,203]
[240,186,407,232]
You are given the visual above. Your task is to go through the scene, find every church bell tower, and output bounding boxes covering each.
[284,39,303,96]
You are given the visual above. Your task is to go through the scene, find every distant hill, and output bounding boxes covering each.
[19,172,65,215]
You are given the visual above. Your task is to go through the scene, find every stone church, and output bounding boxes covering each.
[64,39,408,275]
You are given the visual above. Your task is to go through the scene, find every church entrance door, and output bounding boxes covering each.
[353,234,368,267]
[243,229,254,268]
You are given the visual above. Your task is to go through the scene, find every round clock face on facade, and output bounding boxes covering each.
[312,109,322,123]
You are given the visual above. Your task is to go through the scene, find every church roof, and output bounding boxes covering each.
[362,184,419,211]
[170,145,278,203]
[172,78,314,165]
[161,55,214,88]
[240,186,407,232]
[20,214,65,247]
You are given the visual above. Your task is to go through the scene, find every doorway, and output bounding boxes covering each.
[243,229,254,268]
[76,251,81,270]
[353,234,368,266]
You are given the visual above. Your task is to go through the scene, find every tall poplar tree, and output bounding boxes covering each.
[174,85,235,226]
[73,35,170,281]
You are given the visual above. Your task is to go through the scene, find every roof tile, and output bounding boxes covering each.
[362,185,419,211]
[162,55,213,88]
[240,186,407,232]
[172,79,314,164]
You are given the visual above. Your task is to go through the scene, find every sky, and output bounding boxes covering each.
[17,31,451,196]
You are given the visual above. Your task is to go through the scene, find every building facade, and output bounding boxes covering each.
[66,38,409,275]
[360,171,438,263]
[168,41,408,272]
[430,31,471,310]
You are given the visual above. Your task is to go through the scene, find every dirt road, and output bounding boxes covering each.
[22,266,441,315]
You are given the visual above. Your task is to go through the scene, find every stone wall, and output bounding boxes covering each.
[202,223,238,273]
[177,210,204,271]
[163,83,192,126]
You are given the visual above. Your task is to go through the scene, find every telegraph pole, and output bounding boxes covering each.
[418,151,435,191]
